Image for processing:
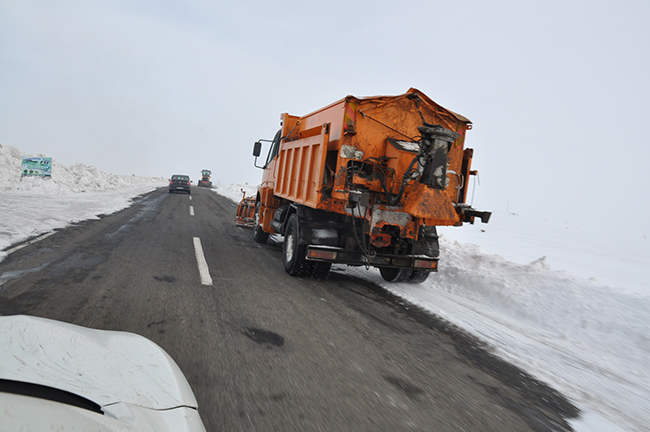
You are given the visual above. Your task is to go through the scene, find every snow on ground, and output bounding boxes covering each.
[1,147,648,431]
[0,145,165,260]
[215,182,258,203]
[344,239,648,432]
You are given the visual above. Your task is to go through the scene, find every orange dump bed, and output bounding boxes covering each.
[261,88,477,228]
[243,88,490,282]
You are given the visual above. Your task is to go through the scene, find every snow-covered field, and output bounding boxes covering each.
[0,145,166,260]
[2,146,648,431]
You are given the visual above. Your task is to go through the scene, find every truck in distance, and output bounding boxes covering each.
[198,169,212,187]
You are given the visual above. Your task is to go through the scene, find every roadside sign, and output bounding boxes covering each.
[21,157,52,177]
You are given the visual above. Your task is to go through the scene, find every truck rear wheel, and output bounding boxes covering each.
[283,214,307,276]
[379,267,431,284]
[379,267,413,283]
[307,261,331,279]
[408,270,431,284]
[253,201,269,244]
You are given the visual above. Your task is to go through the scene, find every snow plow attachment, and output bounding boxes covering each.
[235,190,256,228]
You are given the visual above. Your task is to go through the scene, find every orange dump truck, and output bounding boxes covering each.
[237,88,490,283]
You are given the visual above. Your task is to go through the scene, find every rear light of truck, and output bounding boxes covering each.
[307,249,338,260]
[413,259,437,269]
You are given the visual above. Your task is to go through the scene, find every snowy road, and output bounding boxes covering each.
[0,187,576,432]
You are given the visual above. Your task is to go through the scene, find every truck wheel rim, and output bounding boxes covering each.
[286,231,294,261]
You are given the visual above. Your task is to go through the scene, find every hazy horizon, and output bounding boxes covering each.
[2,1,649,235]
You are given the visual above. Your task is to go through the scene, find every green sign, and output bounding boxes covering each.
[22,157,52,177]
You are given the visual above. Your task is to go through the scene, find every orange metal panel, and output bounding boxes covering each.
[274,124,330,208]
[261,89,479,236]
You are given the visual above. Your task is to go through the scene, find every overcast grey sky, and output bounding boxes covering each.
[2,0,649,235]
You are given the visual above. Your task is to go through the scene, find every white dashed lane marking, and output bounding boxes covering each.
[192,237,213,286]
[190,206,195,216]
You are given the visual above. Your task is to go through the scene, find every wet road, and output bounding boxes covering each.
[0,187,577,431]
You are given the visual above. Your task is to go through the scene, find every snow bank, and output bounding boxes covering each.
[213,182,258,204]
[0,145,165,258]
[349,237,649,432]
[0,144,165,194]
[439,212,650,297]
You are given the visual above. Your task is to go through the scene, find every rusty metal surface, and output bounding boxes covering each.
[256,88,484,240]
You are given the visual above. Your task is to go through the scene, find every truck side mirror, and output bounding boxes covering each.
[253,141,262,157]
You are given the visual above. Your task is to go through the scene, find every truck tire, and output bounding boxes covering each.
[283,214,307,276]
[253,201,269,244]
[408,270,431,284]
[379,267,431,284]
[379,267,413,283]
[307,261,331,279]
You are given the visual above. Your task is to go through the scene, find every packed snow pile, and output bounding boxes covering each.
[0,144,165,194]
[214,182,258,203]
[0,145,165,255]
[347,237,649,432]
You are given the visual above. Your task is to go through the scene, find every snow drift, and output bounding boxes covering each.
[0,144,165,194]
[0,144,165,256]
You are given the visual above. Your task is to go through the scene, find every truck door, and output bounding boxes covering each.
[262,129,282,187]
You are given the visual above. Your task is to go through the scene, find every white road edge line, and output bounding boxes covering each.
[189,206,195,216]
[193,237,213,286]
[4,232,56,255]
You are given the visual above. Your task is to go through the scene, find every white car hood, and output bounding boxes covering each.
[0,315,198,411]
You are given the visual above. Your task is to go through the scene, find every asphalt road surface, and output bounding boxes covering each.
[0,187,578,431]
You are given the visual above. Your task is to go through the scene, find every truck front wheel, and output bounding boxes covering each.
[283,214,307,276]
[253,201,269,244]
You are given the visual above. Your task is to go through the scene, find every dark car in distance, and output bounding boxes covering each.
[169,174,191,194]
